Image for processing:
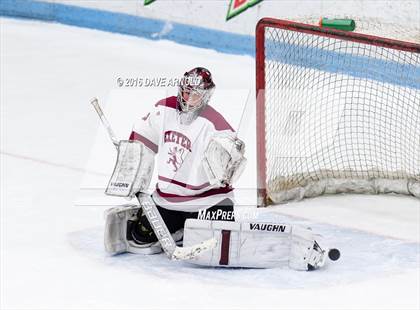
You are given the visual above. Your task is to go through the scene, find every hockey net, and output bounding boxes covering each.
[256,18,420,206]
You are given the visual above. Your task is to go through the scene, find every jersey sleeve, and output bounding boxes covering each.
[129,107,161,154]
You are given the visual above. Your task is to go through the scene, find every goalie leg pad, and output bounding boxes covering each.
[183,219,326,270]
[104,204,162,255]
[289,226,326,270]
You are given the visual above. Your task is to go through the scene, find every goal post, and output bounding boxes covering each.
[256,18,420,206]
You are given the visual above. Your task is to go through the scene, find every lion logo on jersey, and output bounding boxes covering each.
[167,146,185,172]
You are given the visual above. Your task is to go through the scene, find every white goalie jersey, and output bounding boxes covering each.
[129,96,236,212]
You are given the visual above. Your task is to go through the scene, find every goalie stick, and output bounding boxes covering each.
[90,97,217,260]
[90,98,119,150]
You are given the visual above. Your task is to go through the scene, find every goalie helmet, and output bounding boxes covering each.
[177,67,215,114]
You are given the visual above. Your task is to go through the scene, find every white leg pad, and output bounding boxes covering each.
[289,226,326,270]
[104,204,162,255]
[183,219,326,270]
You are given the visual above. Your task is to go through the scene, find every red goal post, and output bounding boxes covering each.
[256,18,420,206]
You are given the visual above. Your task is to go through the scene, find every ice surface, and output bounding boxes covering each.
[1,18,419,309]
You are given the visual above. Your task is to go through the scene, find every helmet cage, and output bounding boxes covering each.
[177,67,215,113]
[178,84,213,112]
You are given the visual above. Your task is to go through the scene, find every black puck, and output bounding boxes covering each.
[328,248,340,261]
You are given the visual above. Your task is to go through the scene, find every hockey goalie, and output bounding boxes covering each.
[102,67,338,271]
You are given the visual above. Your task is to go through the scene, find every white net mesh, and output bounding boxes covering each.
[259,23,420,204]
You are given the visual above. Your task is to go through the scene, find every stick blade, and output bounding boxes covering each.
[171,238,217,260]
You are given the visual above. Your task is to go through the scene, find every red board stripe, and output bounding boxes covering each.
[219,230,231,266]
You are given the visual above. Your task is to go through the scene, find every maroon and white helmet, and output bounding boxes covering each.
[177,67,215,113]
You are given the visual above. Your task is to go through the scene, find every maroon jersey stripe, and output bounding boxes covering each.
[154,96,234,132]
[158,175,210,190]
[156,186,233,202]
[129,131,158,153]
[200,105,235,132]
[219,230,231,265]
[155,96,178,109]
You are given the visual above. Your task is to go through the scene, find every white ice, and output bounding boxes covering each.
[1,18,419,310]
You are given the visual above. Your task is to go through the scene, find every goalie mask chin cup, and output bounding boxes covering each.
[177,67,215,123]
